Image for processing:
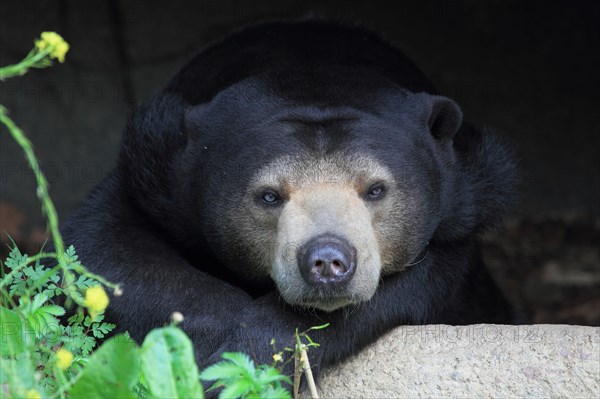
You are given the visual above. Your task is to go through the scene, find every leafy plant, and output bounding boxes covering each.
[0,244,117,397]
[67,327,204,399]
[1,31,314,399]
[201,352,291,399]
[0,31,122,398]
[140,327,205,398]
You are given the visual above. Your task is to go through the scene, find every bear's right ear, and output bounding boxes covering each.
[413,92,463,141]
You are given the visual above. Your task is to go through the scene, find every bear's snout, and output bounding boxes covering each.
[298,234,357,286]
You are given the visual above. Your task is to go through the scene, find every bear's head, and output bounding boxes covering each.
[119,30,515,313]
[182,70,466,311]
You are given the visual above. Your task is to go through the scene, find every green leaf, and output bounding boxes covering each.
[76,274,96,289]
[65,245,77,260]
[257,366,292,386]
[80,335,96,356]
[29,293,48,311]
[69,334,140,398]
[68,312,84,325]
[0,307,28,355]
[200,362,243,382]
[257,385,292,399]
[20,296,64,339]
[140,327,204,399]
[221,352,256,376]
[84,314,103,327]
[0,355,40,397]
[304,334,316,345]
[40,304,65,316]
[219,378,253,399]
[91,321,115,339]
[306,323,330,331]
[5,246,27,270]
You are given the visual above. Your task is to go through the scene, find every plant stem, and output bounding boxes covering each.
[69,263,117,289]
[300,345,319,399]
[293,350,301,399]
[27,252,58,264]
[0,49,50,80]
[0,106,64,258]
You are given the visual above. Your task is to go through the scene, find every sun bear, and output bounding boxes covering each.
[62,19,518,383]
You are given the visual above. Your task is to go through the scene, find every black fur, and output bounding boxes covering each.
[62,19,518,389]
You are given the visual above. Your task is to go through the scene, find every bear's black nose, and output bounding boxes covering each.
[298,234,357,286]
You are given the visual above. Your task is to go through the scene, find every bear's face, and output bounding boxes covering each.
[252,153,393,311]
[184,72,462,311]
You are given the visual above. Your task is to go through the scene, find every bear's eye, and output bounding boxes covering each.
[261,189,282,205]
[366,183,385,200]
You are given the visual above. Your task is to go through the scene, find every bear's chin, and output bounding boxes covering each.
[297,297,355,312]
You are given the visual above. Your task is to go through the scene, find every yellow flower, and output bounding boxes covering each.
[26,389,41,399]
[35,31,69,63]
[272,353,282,363]
[56,348,74,370]
[84,286,109,318]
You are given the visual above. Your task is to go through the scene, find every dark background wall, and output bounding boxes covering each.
[1,0,599,324]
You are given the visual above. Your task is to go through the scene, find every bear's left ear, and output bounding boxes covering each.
[414,92,463,141]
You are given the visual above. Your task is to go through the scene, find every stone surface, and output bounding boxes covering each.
[304,325,600,398]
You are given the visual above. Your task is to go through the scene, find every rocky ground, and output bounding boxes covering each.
[306,324,600,398]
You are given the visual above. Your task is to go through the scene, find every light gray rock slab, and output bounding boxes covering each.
[305,324,600,398]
